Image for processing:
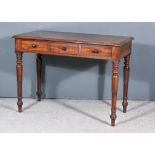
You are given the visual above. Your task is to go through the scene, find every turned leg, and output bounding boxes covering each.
[122,54,130,113]
[110,61,119,126]
[36,54,42,101]
[16,52,23,112]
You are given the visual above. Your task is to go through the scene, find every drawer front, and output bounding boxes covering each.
[81,44,112,58]
[20,40,49,52]
[51,42,78,55]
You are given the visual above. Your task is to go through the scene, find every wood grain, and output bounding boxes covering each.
[80,44,112,58]
[51,42,78,55]
[20,40,50,52]
[13,30,133,46]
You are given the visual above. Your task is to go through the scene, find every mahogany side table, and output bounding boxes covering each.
[13,31,133,126]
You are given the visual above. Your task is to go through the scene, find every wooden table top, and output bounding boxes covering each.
[13,31,133,46]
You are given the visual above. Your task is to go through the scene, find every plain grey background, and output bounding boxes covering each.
[0,22,154,100]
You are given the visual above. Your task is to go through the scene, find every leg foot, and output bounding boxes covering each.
[110,109,117,126]
[18,103,23,112]
[122,100,128,113]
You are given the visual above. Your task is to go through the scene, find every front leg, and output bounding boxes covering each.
[16,52,23,112]
[122,54,130,113]
[110,61,119,126]
[36,54,42,101]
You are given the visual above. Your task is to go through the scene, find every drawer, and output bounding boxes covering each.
[20,40,49,52]
[51,42,78,55]
[81,44,112,58]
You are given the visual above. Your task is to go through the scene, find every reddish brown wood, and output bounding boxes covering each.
[36,54,42,101]
[110,61,119,126]
[20,40,50,52]
[51,42,78,55]
[13,31,133,46]
[13,31,133,126]
[16,52,23,112]
[119,41,132,59]
[80,44,112,58]
[122,54,130,113]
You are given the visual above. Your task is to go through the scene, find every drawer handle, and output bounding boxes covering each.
[32,44,37,48]
[91,49,99,54]
[60,46,67,51]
